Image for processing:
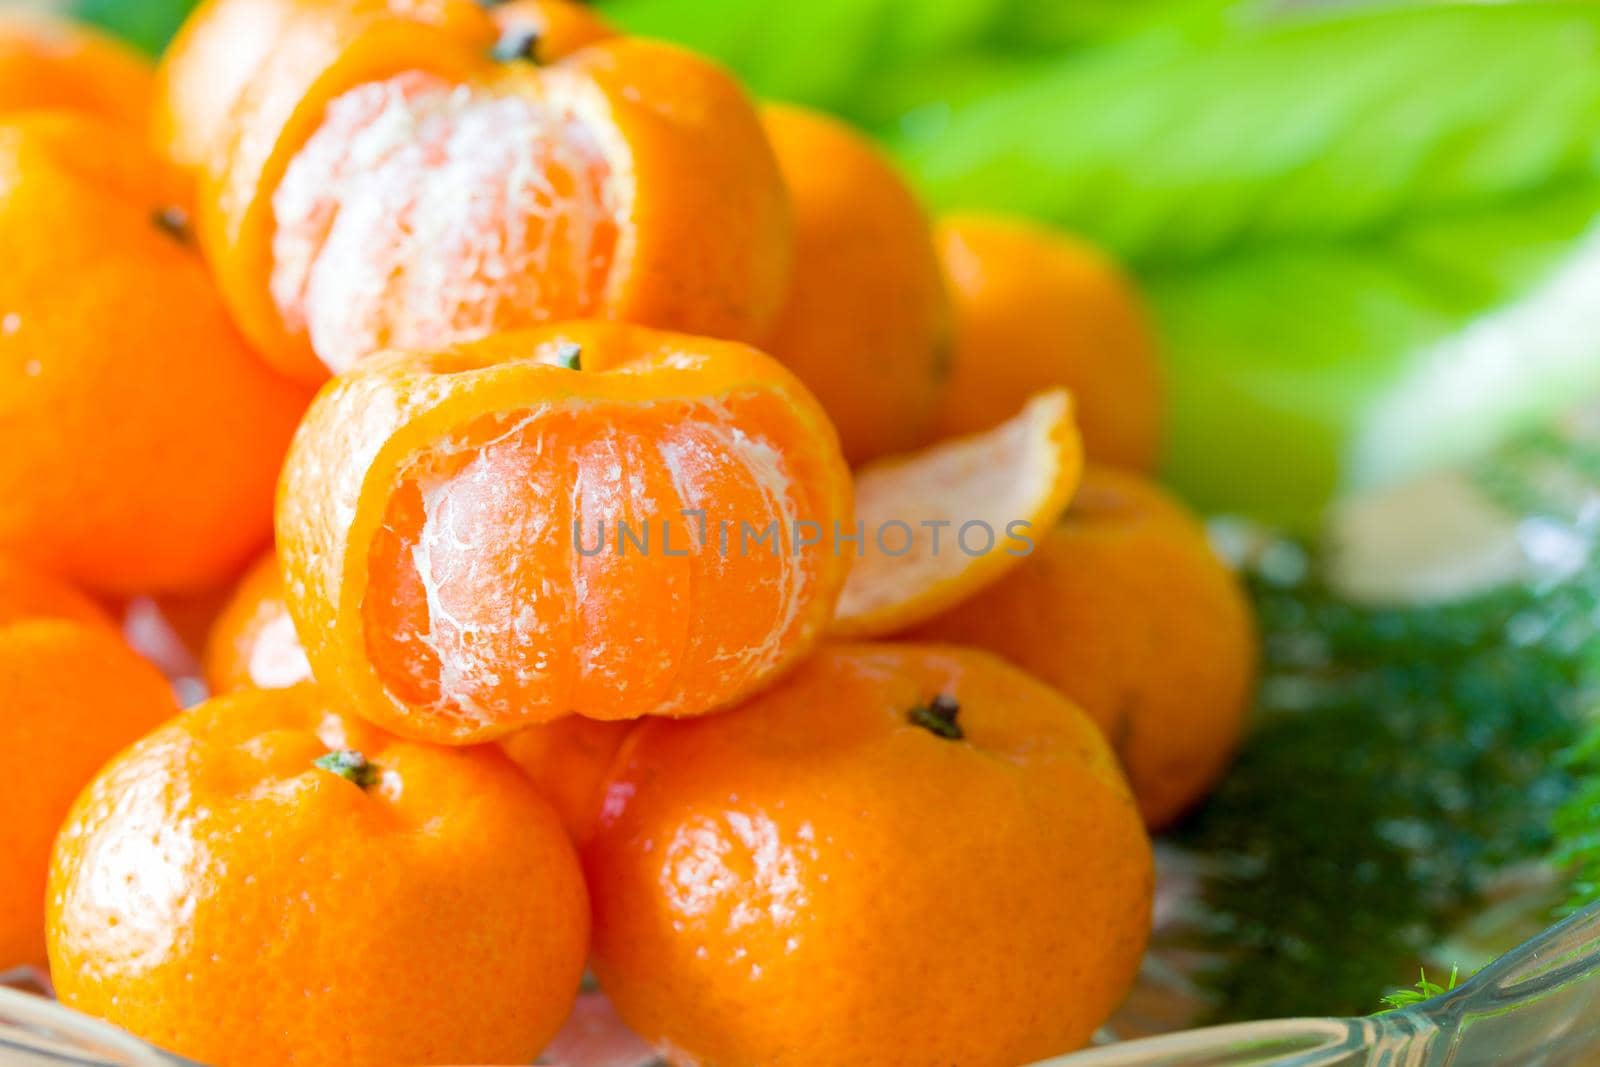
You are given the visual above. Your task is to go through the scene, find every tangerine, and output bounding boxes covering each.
[935,214,1162,471]
[762,104,949,465]
[0,114,310,596]
[158,0,791,382]
[908,466,1256,827]
[586,642,1153,1066]
[277,322,852,743]
[47,684,590,1066]
[0,554,177,967]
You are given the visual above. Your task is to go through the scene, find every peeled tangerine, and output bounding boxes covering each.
[156,0,791,383]
[277,323,852,744]
[0,114,309,595]
[909,466,1256,828]
[47,686,589,1067]
[0,554,178,968]
[208,546,633,843]
[585,643,1154,1067]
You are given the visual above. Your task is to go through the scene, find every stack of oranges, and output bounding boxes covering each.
[0,3,1257,1065]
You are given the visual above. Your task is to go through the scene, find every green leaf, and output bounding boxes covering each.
[895,4,1600,267]
[70,0,200,55]
[891,3,1600,521]
[1153,186,1600,523]
[601,0,1020,116]
[1377,965,1462,1014]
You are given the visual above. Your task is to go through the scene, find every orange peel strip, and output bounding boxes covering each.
[831,389,1083,638]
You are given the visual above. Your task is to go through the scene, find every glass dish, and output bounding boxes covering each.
[5,895,1600,1067]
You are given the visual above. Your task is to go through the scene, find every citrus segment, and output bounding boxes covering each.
[831,389,1082,637]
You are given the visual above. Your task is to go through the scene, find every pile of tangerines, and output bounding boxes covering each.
[0,3,1256,1065]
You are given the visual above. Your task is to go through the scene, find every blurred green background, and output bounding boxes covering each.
[63,0,1600,526]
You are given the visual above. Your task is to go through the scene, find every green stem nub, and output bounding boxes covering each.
[554,342,583,370]
[153,206,191,243]
[909,693,963,740]
[492,26,542,64]
[315,750,380,789]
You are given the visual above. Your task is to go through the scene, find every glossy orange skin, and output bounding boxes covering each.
[47,685,590,1067]
[278,322,852,744]
[908,467,1256,827]
[0,115,311,596]
[157,0,791,383]
[0,555,178,967]
[586,643,1153,1067]
[502,716,634,844]
[0,15,152,128]
[935,214,1163,471]
[762,105,949,465]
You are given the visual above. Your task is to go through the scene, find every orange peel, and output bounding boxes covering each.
[831,389,1082,638]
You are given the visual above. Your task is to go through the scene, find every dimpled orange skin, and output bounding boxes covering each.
[0,114,311,596]
[0,15,153,129]
[158,0,791,383]
[908,466,1256,828]
[761,104,949,466]
[277,322,852,745]
[935,214,1163,471]
[586,642,1154,1067]
[0,556,178,967]
[47,685,590,1067]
